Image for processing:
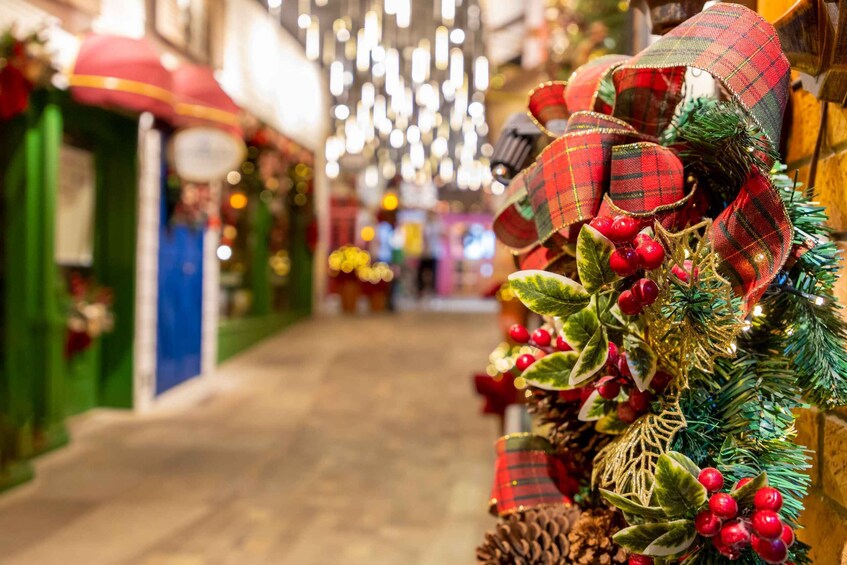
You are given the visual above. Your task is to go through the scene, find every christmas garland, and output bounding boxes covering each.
[478,4,847,564]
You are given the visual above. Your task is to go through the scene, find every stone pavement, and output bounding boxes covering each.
[0,312,499,565]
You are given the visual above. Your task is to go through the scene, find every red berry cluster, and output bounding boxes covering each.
[694,469,795,563]
[508,325,571,372]
[594,342,674,423]
[589,216,665,317]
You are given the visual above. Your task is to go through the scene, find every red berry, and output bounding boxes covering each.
[634,233,653,247]
[752,510,783,540]
[607,342,620,367]
[617,402,638,424]
[671,264,690,282]
[515,354,535,371]
[610,215,641,243]
[509,324,530,343]
[609,246,642,276]
[650,371,673,393]
[780,524,795,547]
[618,289,643,316]
[751,535,789,564]
[636,240,666,270]
[632,278,659,306]
[694,509,722,537]
[531,328,551,347]
[712,535,741,560]
[589,216,615,239]
[597,376,621,400]
[558,389,581,402]
[628,555,653,565]
[721,520,751,547]
[580,386,595,403]
[709,493,739,519]
[733,477,753,491]
[698,468,724,492]
[628,389,652,413]
[556,336,572,351]
[754,487,783,511]
[618,353,631,377]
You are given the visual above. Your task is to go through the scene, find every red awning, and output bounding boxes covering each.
[173,64,242,137]
[68,34,174,121]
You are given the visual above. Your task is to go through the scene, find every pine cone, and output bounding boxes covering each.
[477,505,581,564]
[566,508,628,564]
[528,390,612,476]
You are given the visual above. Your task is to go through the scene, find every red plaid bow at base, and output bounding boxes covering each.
[493,3,793,312]
[488,434,580,517]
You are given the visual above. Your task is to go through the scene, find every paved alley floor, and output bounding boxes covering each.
[0,312,500,565]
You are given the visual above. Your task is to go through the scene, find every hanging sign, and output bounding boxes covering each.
[171,127,246,182]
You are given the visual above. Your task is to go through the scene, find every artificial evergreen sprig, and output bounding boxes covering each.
[664,99,778,208]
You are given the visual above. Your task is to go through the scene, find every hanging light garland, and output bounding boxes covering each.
[276,0,493,192]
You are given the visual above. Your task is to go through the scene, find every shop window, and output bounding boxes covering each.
[55,142,96,267]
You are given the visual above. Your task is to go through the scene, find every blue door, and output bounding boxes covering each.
[156,217,204,395]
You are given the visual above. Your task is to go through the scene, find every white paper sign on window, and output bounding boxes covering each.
[56,144,96,266]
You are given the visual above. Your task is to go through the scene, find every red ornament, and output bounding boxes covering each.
[610,246,642,276]
[709,493,739,519]
[780,524,795,547]
[531,328,551,347]
[617,402,638,424]
[721,520,751,547]
[628,389,652,413]
[634,233,653,247]
[628,555,654,565]
[590,216,616,239]
[733,477,753,491]
[694,509,722,537]
[618,289,643,316]
[698,467,725,492]
[632,278,659,306]
[556,336,572,351]
[610,215,641,243]
[607,341,620,367]
[515,354,536,371]
[650,370,673,393]
[509,324,530,343]
[636,240,666,270]
[597,376,621,400]
[754,487,783,511]
[752,510,783,540]
[751,535,789,564]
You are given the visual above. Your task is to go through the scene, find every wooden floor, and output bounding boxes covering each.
[0,312,499,565]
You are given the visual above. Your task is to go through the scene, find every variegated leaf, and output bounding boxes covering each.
[508,270,590,318]
[522,351,579,390]
[576,224,620,293]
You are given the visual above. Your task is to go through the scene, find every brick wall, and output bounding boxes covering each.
[757,2,847,563]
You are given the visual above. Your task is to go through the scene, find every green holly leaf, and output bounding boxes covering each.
[624,333,658,392]
[595,413,628,435]
[569,326,609,386]
[613,523,675,553]
[654,452,708,518]
[560,306,600,351]
[665,452,701,478]
[508,270,590,318]
[577,389,606,422]
[577,224,620,293]
[644,520,696,557]
[600,489,667,521]
[522,351,579,390]
[730,472,768,508]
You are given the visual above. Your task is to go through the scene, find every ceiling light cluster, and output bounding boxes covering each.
[282,0,493,192]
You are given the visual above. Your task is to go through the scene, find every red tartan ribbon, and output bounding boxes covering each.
[493,3,792,311]
[488,434,578,517]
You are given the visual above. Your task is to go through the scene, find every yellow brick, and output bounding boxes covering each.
[796,491,847,565]
[786,88,824,166]
[794,407,820,487]
[812,153,847,231]
[827,104,847,149]
[821,414,847,508]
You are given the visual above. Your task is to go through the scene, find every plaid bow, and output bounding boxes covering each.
[493,3,792,311]
[488,434,578,516]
